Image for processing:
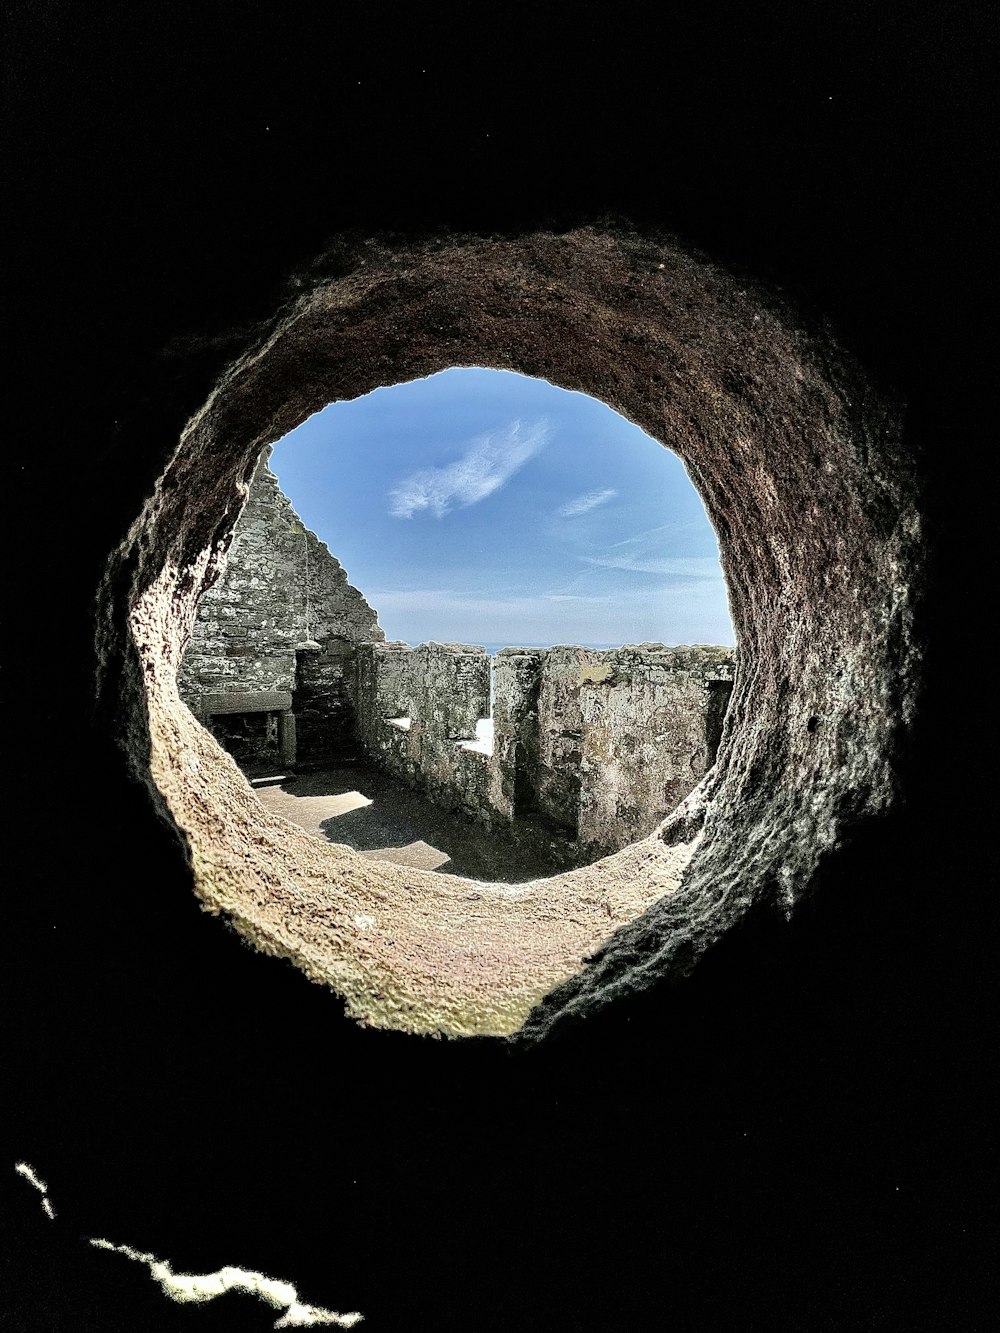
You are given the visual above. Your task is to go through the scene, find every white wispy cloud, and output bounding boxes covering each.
[389,419,548,519]
[586,553,724,577]
[362,584,734,646]
[557,488,618,518]
[582,524,724,578]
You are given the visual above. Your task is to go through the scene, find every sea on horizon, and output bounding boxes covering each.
[396,640,629,656]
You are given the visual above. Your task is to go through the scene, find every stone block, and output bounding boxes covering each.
[200,689,293,715]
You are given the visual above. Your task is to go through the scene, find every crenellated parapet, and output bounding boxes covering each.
[354,639,735,864]
[354,641,495,822]
[356,641,489,743]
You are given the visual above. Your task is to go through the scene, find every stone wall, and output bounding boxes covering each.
[178,448,384,764]
[355,640,735,865]
[493,645,735,860]
[575,646,735,853]
[355,641,489,743]
[355,642,495,824]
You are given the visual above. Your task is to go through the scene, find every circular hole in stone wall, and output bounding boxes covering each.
[100,226,923,1040]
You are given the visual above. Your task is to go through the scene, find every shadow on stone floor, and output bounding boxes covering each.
[252,763,560,883]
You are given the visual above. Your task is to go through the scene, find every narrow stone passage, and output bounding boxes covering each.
[252,764,561,882]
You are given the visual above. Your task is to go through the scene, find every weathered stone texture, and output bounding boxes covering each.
[531,646,603,834]
[294,637,361,765]
[576,646,735,855]
[497,645,734,859]
[490,649,545,822]
[355,641,494,823]
[177,447,383,763]
[199,689,293,715]
[354,638,735,863]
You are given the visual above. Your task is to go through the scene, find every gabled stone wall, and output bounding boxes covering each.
[177,448,383,764]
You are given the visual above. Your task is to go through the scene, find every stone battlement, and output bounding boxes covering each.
[354,639,734,864]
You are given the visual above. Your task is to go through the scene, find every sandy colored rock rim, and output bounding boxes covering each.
[143,655,694,1038]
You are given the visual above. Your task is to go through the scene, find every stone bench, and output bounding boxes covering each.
[195,690,296,766]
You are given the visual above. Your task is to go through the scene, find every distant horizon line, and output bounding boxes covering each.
[384,638,736,651]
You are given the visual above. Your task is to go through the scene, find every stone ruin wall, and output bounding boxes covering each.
[178,454,735,858]
[492,645,736,853]
[354,641,495,824]
[178,449,384,765]
[355,641,734,865]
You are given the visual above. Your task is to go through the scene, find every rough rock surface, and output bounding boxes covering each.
[98,225,923,1040]
[354,640,496,831]
[575,645,735,853]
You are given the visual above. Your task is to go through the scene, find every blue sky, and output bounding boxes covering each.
[270,368,734,647]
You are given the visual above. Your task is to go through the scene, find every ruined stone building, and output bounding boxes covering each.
[179,449,735,865]
[177,450,386,768]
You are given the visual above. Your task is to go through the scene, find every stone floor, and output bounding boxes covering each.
[250,762,560,883]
